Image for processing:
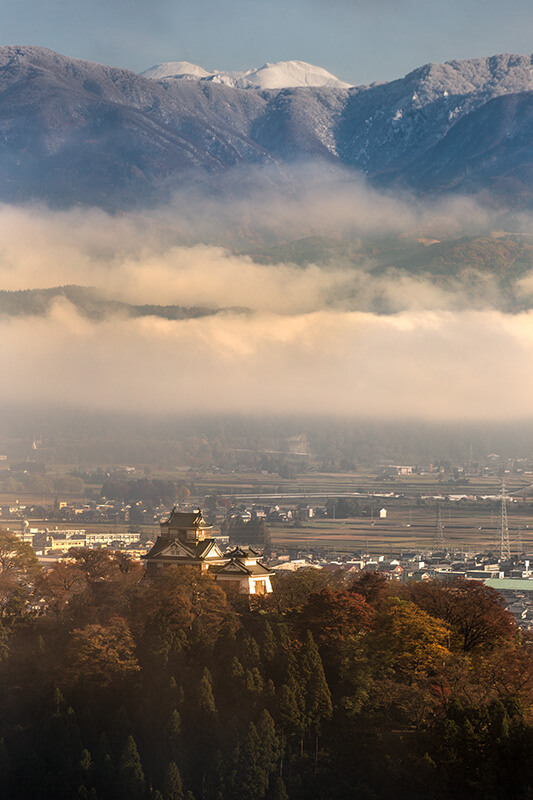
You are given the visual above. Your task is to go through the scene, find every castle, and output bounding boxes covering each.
[143,508,274,596]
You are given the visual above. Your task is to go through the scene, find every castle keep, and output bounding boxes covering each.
[143,509,273,595]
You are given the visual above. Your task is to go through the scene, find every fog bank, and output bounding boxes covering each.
[1,181,532,421]
[2,299,533,419]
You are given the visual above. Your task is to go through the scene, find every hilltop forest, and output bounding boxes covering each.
[0,531,532,799]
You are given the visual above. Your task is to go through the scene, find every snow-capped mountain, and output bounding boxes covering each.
[141,59,352,89]
[0,46,532,208]
[140,61,212,81]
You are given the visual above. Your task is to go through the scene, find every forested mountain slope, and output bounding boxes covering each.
[0,47,532,207]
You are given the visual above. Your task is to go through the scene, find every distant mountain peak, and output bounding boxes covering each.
[140,59,352,90]
[140,61,212,81]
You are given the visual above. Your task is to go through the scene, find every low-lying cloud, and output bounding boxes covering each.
[1,184,532,421]
[3,299,533,419]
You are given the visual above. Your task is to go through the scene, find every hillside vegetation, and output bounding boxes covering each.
[0,538,531,799]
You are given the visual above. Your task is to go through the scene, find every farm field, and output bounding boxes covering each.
[191,468,533,500]
[268,508,533,555]
[195,469,533,554]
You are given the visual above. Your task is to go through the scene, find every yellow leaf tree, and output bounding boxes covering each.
[373,597,451,679]
[68,615,140,686]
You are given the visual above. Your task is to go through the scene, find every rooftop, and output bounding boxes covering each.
[161,508,212,530]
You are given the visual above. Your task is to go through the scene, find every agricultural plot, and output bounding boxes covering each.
[268,504,533,555]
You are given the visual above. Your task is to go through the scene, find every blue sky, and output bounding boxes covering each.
[0,0,532,84]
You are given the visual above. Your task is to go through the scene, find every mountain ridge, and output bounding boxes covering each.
[0,285,249,320]
[0,46,532,208]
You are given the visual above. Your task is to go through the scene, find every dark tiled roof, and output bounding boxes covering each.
[245,562,275,576]
[195,540,222,558]
[143,537,224,561]
[161,509,211,529]
[226,546,261,558]
[143,537,177,559]
[215,558,274,577]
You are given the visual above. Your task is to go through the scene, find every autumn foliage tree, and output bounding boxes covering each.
[67,615,140,687]
[35,559,86,621]
[0,529,41,618]
[34,548,144,627]
[141,566,237,667]
[298,587,374,653]
[407,578,516,652]
[270,568,343,613]
[371,597,451,678]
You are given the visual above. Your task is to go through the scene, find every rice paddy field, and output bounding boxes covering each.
[197,469,533,555]
[267,509,533,556]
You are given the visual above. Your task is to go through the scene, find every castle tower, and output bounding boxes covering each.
[160,508,213,543]
[143,508,226,575]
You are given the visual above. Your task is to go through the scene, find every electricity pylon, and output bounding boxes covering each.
[434,501,445,553]
[499,480,511,561]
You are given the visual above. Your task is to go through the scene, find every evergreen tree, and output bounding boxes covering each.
[189,668,219,784]
[94,732,115,798]
[231,655,245,682]
[197,668,217,721]
[259,621,277,666]
[256,710,280,783]
[78,748,93,788]
[299,631,333,735]
[277,684,305,749]
[162,761,184,800]
[233,722,269,800]
[204,751,226,800]
[165,710,182,764]
[226,655,246,702]
[276,682,303,784]
[110,706,134,756]
[212,624,237,668]
[167,677,184,708]
[267,776,289,800]
[117,736,146,800]
[39,692,83,798]
[236,631,261,669]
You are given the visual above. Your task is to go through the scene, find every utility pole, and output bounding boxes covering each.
[499,480,511,561]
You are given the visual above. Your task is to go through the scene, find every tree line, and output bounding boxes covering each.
[0,529,532,799]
